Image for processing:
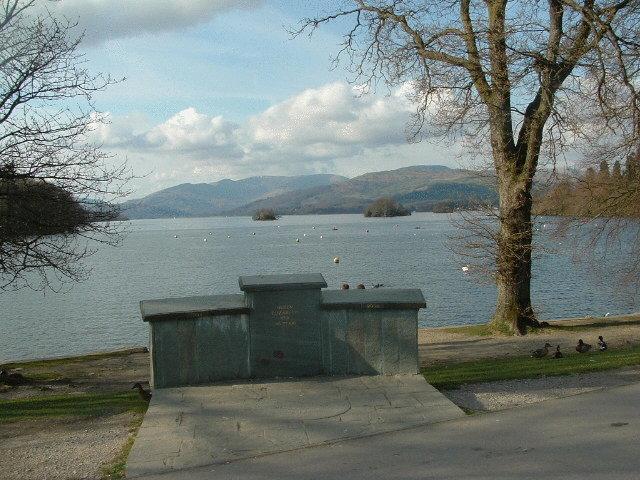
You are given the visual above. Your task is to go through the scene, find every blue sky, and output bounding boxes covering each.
[51,1,463,196]
[84,2,352,121]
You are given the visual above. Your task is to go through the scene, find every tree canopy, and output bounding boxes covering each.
[364,197,410,217]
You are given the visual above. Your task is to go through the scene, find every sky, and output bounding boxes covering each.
[49,0,466,197]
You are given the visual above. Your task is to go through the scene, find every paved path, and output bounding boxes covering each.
[132,381,640,480]
[127,375,464,477]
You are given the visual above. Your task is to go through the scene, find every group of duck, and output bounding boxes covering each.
[531,336,608,359]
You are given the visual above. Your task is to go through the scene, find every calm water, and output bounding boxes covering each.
[1,213,638,362]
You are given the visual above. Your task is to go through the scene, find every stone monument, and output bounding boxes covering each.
[141,273,425,388]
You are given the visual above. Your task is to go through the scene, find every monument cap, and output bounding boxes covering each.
[239,273,327,292]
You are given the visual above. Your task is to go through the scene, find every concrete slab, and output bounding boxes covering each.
[132,381,640,480]
[126,375,464,477]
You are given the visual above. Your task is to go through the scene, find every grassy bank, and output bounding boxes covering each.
[423,344,640,389]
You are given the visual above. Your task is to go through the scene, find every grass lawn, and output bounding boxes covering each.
[423,344,640,389]
[0,391,148,422]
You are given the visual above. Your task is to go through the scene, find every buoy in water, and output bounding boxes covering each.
[333,256,340,264]
[320,235,323,239]
[203,238,207,242]
[296,238,300,243]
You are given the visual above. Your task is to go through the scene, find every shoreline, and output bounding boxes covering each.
[426,312,640,330]
[0,346,149,367]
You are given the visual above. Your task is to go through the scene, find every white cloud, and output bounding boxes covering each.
[247,82,410,150]
[143,108,240,153]
[48,0,263,45]
[96,81,457,195]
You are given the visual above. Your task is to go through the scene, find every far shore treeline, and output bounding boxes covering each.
[534,157,640,217]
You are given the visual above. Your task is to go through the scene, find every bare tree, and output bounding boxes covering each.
[294,0,640,334]
[0,0,129,291]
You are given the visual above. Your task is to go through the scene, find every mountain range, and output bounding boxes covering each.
[120,165,497,219]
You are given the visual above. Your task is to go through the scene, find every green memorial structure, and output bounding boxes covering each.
[141,273,425,388]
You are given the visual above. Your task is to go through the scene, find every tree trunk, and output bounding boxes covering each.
[490,174,538,335]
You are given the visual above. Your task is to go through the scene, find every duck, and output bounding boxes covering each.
[531,343,552,358]
[132,382,152,402]
[553,345,563,359]
[0,369,29,386]
[575,339,592,353]
[597,336,608,351]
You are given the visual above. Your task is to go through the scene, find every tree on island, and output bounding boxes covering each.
[294,1,640,334]
[364,198,410,217]
[0,1,129,291]
[252,208,278,221]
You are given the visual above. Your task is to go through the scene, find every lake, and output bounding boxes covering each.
[1,213,638,362]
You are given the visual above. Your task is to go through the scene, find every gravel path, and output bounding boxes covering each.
[0,412,139,480]
[444,365,640,412]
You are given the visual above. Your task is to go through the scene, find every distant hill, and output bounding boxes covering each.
[120,166,498,219]
[231,165,497,215]
[121,174,347,219]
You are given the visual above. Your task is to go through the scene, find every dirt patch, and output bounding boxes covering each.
[0,348,150,401]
